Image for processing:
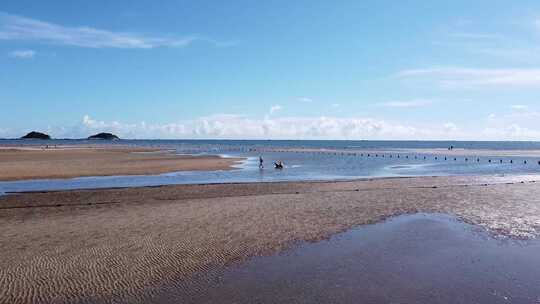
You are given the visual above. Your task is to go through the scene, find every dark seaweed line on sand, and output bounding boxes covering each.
[1,179,537,210]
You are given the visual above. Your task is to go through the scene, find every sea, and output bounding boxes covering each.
[1,139,540,194]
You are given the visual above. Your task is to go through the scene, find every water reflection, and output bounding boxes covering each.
[176,214,540,304]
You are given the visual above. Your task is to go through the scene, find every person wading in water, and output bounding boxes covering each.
[259,156,264,169]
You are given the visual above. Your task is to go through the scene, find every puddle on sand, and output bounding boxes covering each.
[156,213,540,304]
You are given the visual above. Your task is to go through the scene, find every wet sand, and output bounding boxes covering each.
[0,146,242,181]
[1,175,540,303]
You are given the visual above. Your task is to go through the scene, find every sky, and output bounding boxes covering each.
[1,0,540,140]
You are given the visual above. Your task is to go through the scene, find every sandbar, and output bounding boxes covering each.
[0,146,243,181]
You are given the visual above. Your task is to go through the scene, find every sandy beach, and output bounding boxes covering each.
[0,146,242,181]
[1,175,540,303]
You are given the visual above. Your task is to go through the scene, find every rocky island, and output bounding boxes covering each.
[21,131,51,140]
[87,132,120,140]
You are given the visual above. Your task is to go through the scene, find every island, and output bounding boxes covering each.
[21,131,51,140]
[87,132,120,140]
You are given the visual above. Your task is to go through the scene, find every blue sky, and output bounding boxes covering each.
[1,1,540,140]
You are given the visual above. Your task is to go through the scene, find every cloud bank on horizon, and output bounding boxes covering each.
[1,113,538,141]
[1,1,540,140]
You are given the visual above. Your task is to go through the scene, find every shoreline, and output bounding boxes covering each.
[2,172,539,197]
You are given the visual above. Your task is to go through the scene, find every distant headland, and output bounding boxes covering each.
[21,131,51,140]
[13,131,121,140]
[87,132,120,140]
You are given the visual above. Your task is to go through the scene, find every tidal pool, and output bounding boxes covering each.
[166,213,540,304]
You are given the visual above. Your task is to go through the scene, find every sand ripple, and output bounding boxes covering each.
[1,175,540,303]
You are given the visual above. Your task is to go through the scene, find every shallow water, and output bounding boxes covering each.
[1,140,540,193]
[169,214,540,304]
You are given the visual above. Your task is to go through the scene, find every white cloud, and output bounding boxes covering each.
[481,107,540,140]
[398,67,540,88]
[377,99,432,108]
[443,122,458,132]
[73,114,432,140]
[269,105,282,114]
[505,110,540,120]
[0,12,227,49]
[440,18,540,64]
[482,124,540,140]
[298,97,313,103]
[4,114,540,140]
[510,104,528,110]
[472,47,540,62]
[0,127,9,138]
[449,32,503,40]
[9,49,35,58]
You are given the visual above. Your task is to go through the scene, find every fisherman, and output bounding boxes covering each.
[259,156,264,169]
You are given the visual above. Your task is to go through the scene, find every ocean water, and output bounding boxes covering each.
[1,139,540,193]
[4,138,540,150]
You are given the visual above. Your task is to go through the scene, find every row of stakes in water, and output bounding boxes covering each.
[257,148,539,165]
[181,146,540,166]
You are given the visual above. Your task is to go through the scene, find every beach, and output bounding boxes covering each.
[1,175,540,303]
[5,0,540,301]
[0,146,242,181]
